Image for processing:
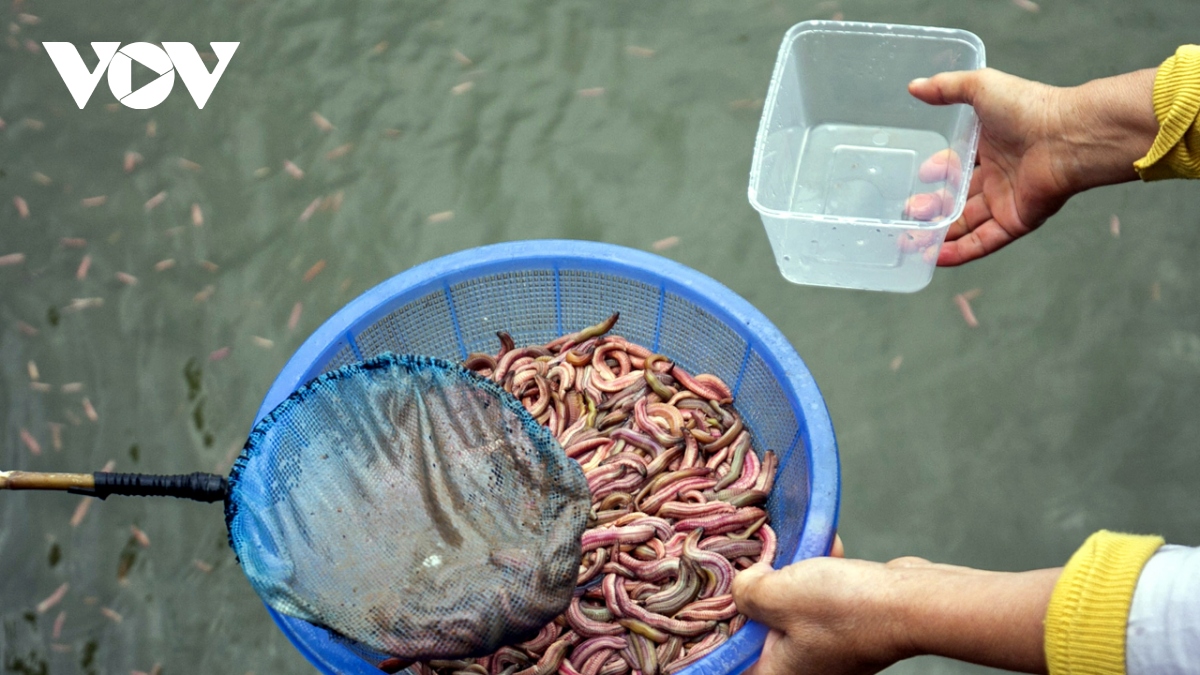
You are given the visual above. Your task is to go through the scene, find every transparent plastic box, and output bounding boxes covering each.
[748,21,985,293]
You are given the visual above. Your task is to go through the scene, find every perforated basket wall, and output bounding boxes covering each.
[251,240,840,675]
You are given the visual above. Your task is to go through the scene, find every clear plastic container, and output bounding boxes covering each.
[748,21,985,293]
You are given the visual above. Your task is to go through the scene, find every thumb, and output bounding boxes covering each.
[732,563,787,625]
[830,533,845,559]
[908,70,984,106]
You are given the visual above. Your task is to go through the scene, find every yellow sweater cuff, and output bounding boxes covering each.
[1134,45,1200,181]
[1044,530,1164,675]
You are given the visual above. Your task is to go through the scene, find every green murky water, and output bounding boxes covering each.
[3,0,1199,673]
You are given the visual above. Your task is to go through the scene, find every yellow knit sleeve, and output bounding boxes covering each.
[1044,530,1164,675]
[1133,45,1200,180]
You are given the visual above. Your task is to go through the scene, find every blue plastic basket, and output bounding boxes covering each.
[251,239,840,675]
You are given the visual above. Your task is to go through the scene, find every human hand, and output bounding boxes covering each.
[731,539,1062,675]
[904,67,1157,266]
[731,539,915,675]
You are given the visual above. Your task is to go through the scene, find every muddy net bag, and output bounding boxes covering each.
[224,354,591,660]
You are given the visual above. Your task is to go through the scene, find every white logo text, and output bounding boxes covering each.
[43,41,239,109]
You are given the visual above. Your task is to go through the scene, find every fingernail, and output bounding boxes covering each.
[910,77,929,87]
[734,563,767,584]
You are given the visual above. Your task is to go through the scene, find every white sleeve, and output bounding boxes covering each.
[1126,544,1200,675]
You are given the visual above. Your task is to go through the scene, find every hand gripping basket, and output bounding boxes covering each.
[251,239,840,675]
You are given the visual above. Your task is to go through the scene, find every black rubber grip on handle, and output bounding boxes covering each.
[86,472,228,502]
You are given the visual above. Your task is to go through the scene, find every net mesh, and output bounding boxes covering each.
[224,354,591,660]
